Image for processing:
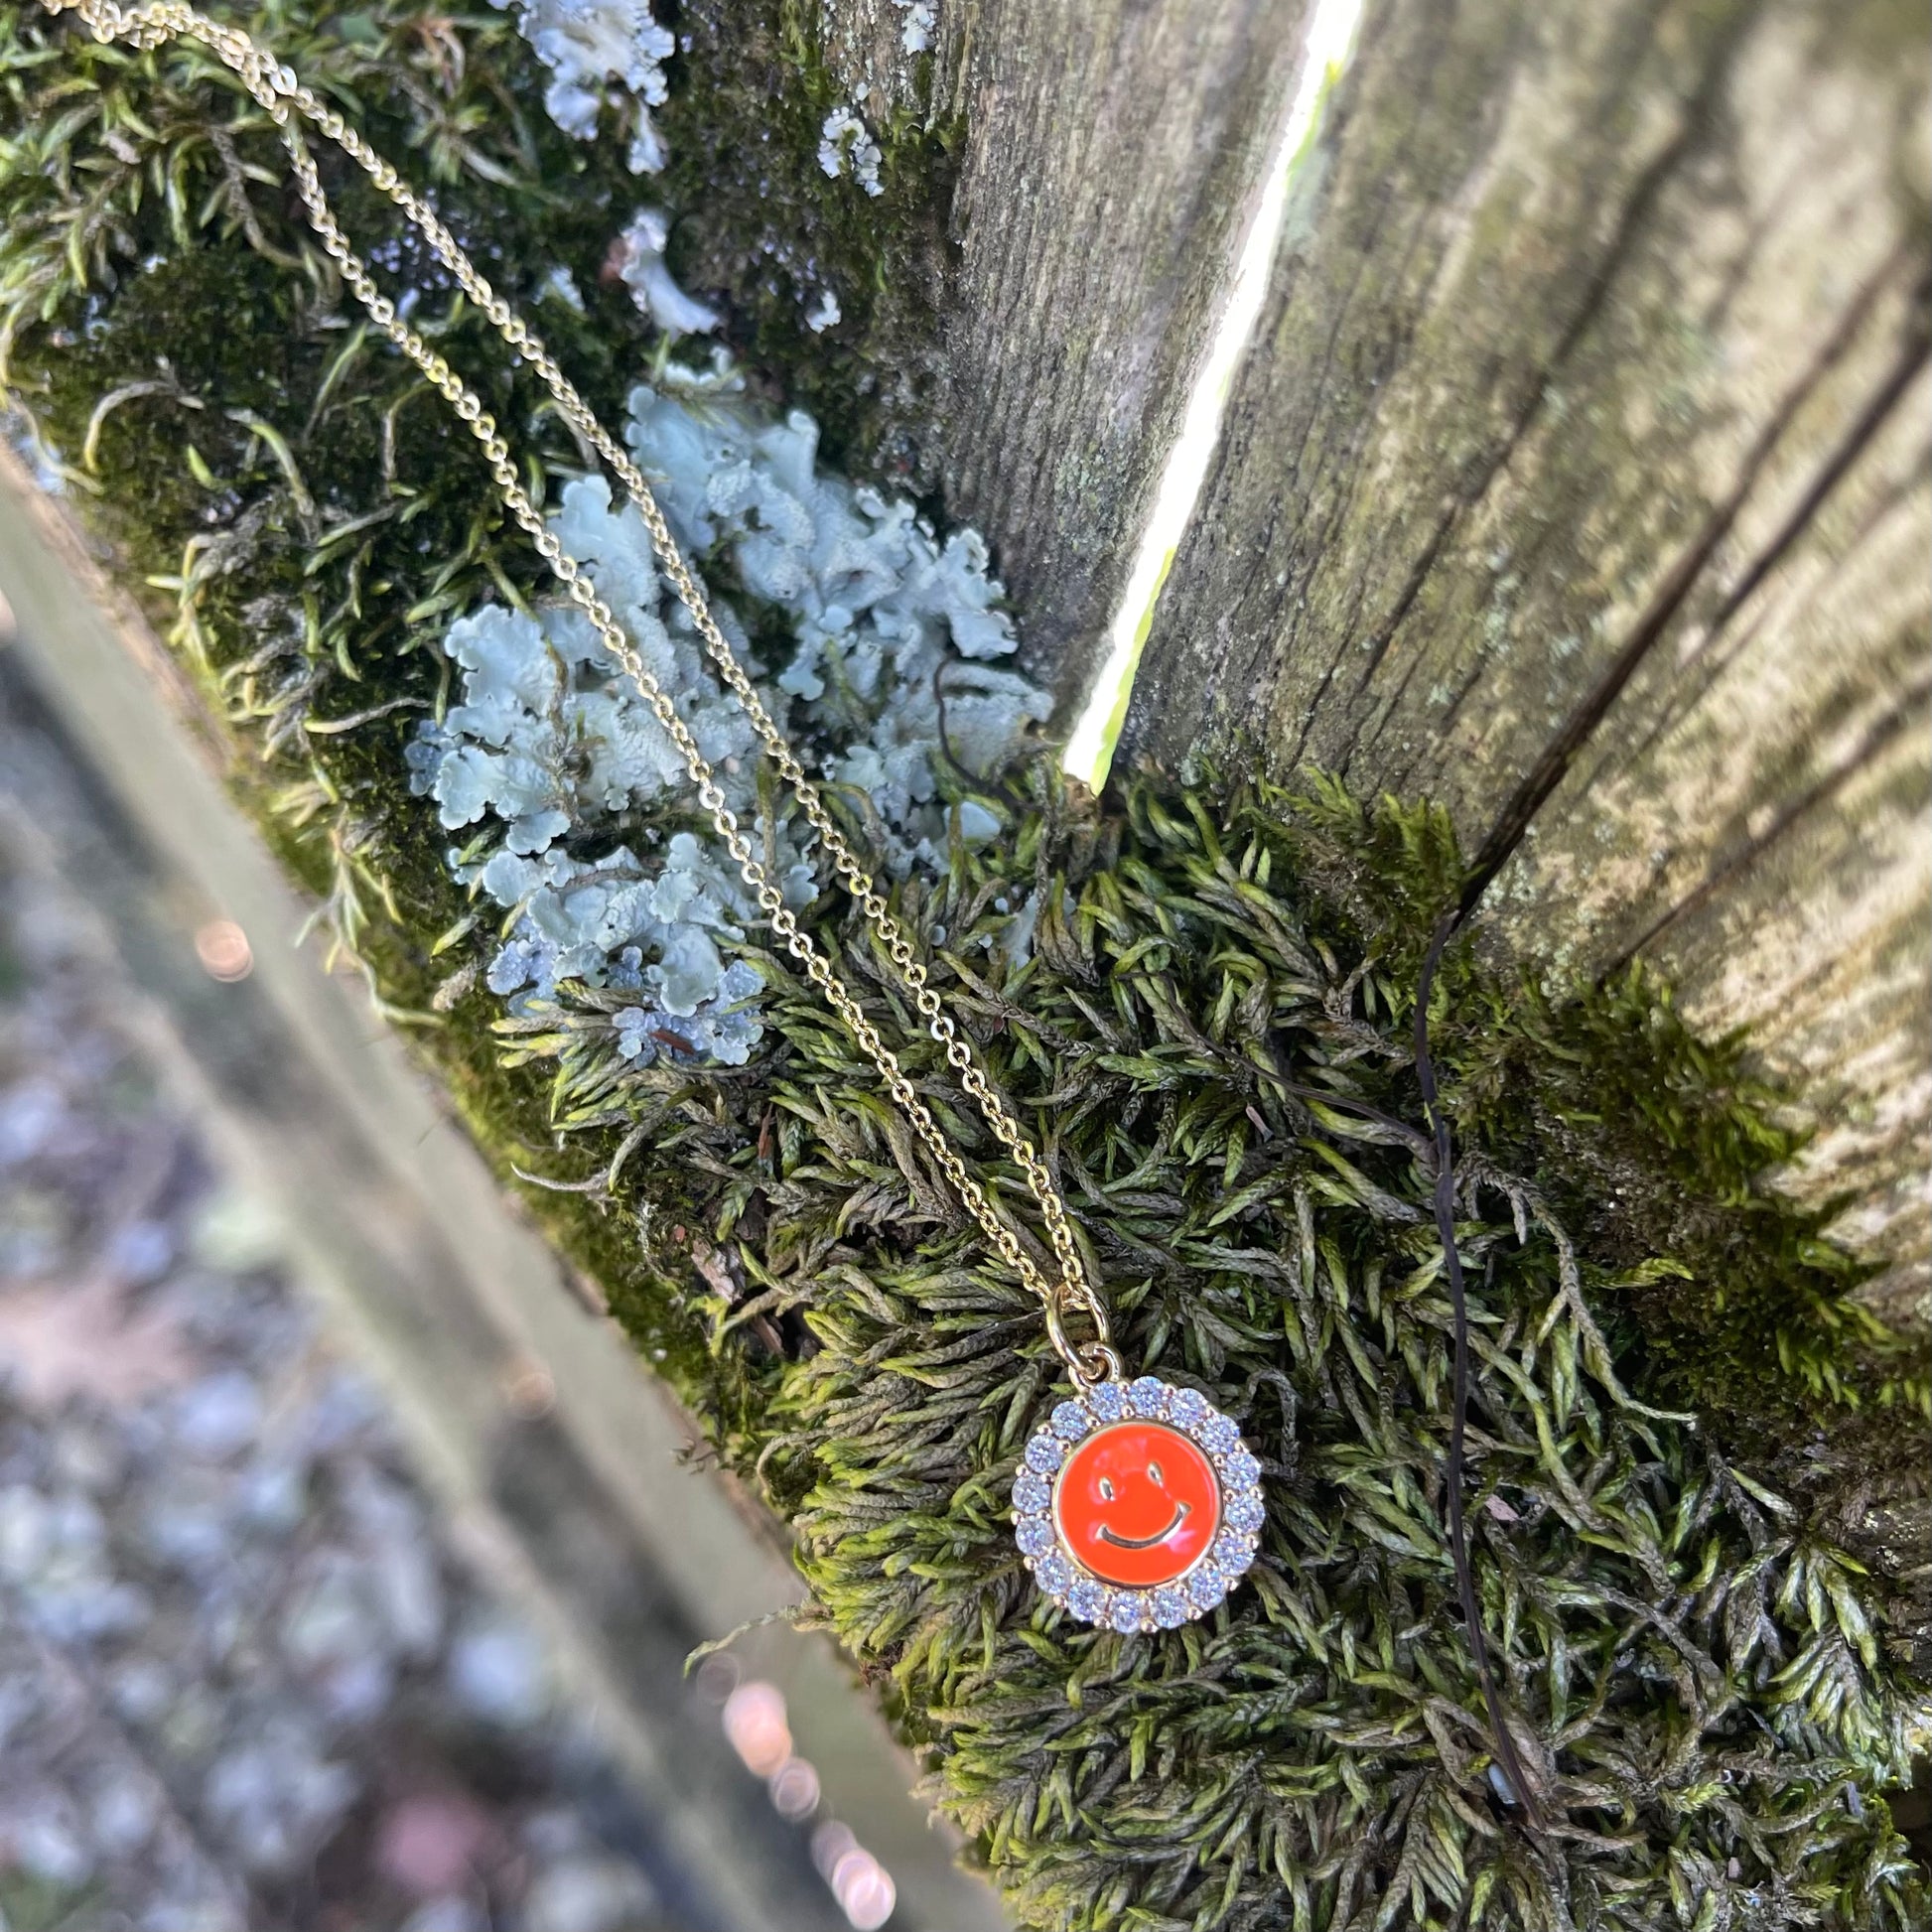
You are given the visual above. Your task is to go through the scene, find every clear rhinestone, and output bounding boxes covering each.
[1025,1434,1064,1473]
[1050,1400,1092,1440]
[1187,1566,1228,1611]
[1152,1587,1189,1629]
[1222,1448,1261,1487]
[1016,1515,1053,1556]
[1087,1383,1127,1422]
[1066,1579,1107,1622]
[1169,1388,1211,1429]
[1013,1470,1050,1513]
[1226,1490,1266,1533]
[1212,1531,1254,1573]
[1200,1413,1241,1452]
[1035,1553,1074,1595]
[1126,1376,1170,1418]
[1109,1594,1143,1634]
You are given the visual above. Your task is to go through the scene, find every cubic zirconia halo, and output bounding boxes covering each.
[1012,1377,1262,1631]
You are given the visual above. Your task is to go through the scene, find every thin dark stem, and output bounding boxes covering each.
[1415,906,1545,1830]
[931,661,1027,811]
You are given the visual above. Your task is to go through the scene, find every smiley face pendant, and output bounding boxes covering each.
[1012,1378,1262,1632]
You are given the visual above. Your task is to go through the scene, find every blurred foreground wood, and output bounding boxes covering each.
[0,456,1009,1932]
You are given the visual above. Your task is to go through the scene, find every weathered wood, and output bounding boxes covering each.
[835,0,1312,693]
[1116,0,1931,1293]
[1497,359,1932,1322]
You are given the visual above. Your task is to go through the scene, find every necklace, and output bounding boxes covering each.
[44,0,1264,1634]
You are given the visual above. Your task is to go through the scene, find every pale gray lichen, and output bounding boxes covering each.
[613,209,720,339]
[817,106,884,198]
[479,840,772,1068]
[802,287,841,335]
[408,364,1050,1062]
[539,264,587,313]
[493,0,723,344]
[493,0,674,174]
[895,1,937,56]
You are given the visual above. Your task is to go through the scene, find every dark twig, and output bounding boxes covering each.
[932,660,1028,811]
[1416,905,1545,1831]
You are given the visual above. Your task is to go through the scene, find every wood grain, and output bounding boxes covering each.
[1497,357,1931,1313]
[1115,0,1930,1292]
[852,0,1312,697]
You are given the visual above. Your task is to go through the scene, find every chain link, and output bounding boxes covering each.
[48,0,1121,1385]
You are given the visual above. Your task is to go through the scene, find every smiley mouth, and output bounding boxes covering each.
[1096,1501,1190,1550]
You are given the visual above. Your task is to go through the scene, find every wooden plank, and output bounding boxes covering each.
[1637,722,1928,1318]
[0,456,1009,1932]
[849,0,1313,693]
[1495,364,1932,1311]
[1116,0,1930,1287]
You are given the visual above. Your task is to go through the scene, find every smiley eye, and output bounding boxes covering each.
[1097,1476,1116,1502]
[1148,1460,1164,1484]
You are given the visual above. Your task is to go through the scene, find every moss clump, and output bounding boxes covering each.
[1271,782,1928,1463]
[1,6,1926,1928]
[500,768,1930,1929]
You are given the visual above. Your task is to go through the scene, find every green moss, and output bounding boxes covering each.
[654,0,964,487]
[2,6,1927,1928]
[1270,779,1925,1435]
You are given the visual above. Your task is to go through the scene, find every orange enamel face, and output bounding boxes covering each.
[1053,1420,1221,1587]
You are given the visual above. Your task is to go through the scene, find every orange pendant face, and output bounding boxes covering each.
[1053,1420,1221,1587]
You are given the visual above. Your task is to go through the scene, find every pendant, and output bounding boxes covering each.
[1013,1376,1262,1632]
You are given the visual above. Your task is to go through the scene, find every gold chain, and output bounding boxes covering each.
[48,0,1121,1385]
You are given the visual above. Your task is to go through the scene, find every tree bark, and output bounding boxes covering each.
[1111,0,1930,1303]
